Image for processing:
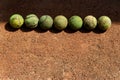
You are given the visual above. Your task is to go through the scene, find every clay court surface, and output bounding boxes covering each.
[0,0,120,80]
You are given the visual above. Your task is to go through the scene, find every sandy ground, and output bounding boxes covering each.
[0,0,120,80]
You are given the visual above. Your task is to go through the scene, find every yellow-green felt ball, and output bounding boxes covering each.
[25,14,39,28]
[9,14,24,28]
[84,15,97,30]
[54,15,68,30]
[39,15,53,30]
[69,15,83,30]
[98,16,112,31]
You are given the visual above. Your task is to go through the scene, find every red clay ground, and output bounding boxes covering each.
[0,0,120,80]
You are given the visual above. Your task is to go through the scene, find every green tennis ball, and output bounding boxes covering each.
[25,14,39,28]
[69,15,83,30]
[9,14,24,28]
[39,15,53,30]
[84,15,97,30]
[54,15,68,30]
[98,16,112,31]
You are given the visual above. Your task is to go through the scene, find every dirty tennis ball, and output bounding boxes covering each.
[69,15,83,30]
[54,15,68,30]
[39,15,53,30]
[98,16,112,31]
[84,15,97,30]
[9,14,24,28]
[25,14,39,28]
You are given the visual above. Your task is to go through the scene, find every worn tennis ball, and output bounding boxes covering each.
[25,14,39,28]
[54,15,68,30]
[69,15,83,30]
[9,14,24,28]
[84,15,97,30]
[98,16,112,31]
[39,15,53,30]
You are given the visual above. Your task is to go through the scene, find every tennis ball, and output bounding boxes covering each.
[69,15,83,30]
[98,16,112,31]
[84,15,97,30]
[25,14,39,28]
[39,15,53,30]
[9,14,24,28]
[54,15,68,30]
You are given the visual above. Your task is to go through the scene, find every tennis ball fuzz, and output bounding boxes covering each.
[54,15,68,30]
[9,14,24,28]
[84,15,97,30]
[98,16,112,31]
[69,15,83,30]
[25,14,39,28]
[39,15,53,30]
